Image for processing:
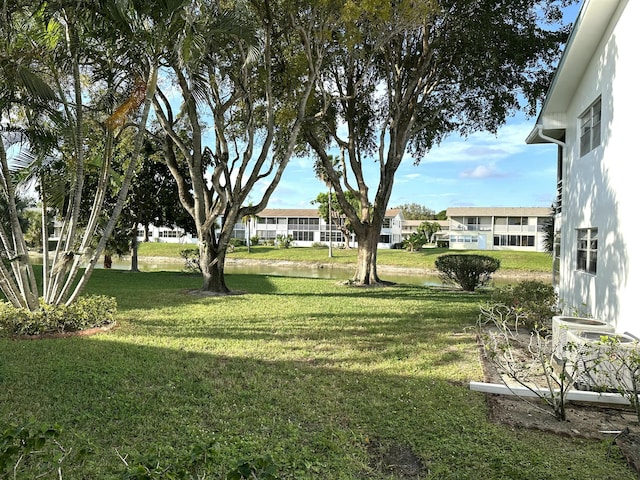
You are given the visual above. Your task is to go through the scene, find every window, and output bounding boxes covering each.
[257,230,276,239]
[579,98,601,156]
[320,231,344,242]
[292,231,314,241]
[493,235,535,247]
[576,228,597,274]
[451,235,477,244]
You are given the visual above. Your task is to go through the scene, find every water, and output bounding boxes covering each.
[104,258,525,287]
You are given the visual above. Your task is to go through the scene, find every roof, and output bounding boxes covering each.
[258,208,403,218]
[526,0,623,143]
[446,207,552,217]
[403,219,449,227]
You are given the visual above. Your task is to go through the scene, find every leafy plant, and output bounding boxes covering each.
[402,232,426,252]
[568,335,640,423]
[180,249,201,273]
[435,254,500,291]
[0,423,80,478]
[490,281,559,331]
[275,234,293,249]
[0,295,117,336]
[227,455,279,480]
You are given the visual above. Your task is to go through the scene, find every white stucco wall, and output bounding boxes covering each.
[557,0,638,336]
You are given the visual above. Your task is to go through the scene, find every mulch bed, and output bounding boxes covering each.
[476,333,640,473]
[10,322,117,340]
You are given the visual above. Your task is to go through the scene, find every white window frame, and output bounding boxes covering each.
[579,97,601,157]
[576,228,598,274]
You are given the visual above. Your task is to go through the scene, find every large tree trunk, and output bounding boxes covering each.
[198,229,229,294]
[353,227,382,285]
[130,237,139,272]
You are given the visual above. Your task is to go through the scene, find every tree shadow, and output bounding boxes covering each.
[560,31,629,328]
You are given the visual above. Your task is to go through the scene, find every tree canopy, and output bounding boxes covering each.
[303,0,576,284]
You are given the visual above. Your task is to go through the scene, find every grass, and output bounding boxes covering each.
[0,269,633,479]
[138,242,553,273]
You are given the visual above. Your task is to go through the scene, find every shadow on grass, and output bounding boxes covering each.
[0,334,633,479]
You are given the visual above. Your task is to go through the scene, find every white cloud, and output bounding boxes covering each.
[459,164,509,179]
[424,121,543,164]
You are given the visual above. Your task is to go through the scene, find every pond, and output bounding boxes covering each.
[103,257,540,288]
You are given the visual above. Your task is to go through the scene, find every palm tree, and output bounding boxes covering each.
[314,156,342,257]
[1,0,164,310]
[241,206,257,253]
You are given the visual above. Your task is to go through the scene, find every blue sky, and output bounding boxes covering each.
[266,114,558,213]
[263,2,583,214]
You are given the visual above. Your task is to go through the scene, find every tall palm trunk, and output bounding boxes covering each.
[0,138,38,309]
[66,63,159,305]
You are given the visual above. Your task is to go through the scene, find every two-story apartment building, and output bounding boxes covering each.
[526,0,637,336]
[446,207,552,252]
[251,208,404,249]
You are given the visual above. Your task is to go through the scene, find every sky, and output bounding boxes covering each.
[266,115,559,214]
[261,2,583,215]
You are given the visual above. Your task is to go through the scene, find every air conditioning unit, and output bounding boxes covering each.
[551,316,614,359]
[564,330,638,391]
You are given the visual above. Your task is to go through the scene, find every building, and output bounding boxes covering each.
[251,208,404,249]
[526,1,637,335]
[136,207,553,253]
[446,207,552,253]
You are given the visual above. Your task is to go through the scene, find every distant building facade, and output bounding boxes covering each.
[133,207,551,252]
[445,207,552,253]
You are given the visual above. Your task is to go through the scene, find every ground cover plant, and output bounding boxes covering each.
[0,269,633,478]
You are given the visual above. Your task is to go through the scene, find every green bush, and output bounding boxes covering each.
[0,295,117,337]
[435,254,500,291]
[489,280,558,331]
[180,248,201,273]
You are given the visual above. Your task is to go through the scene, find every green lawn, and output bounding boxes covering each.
[139,243,553,273]
[0,269,632,479]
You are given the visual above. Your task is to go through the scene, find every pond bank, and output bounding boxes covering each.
[136,255,552,282]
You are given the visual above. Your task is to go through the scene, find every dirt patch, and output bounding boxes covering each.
[366,438,429,479]
[477,335,640,472]
[11,322,117,340]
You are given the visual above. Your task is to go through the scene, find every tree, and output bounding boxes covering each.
[434,210,448,221]
[0,0,172,310]
[302,0,576,285]
[313,156,341,256]
[403,232,426,252]
[542,203,557,255]
[396,203,435,220]
[418,221,441,244]
[311,190,358,249]
[124,141,196,271]
[152,0,326,293]
[241,207,257,253]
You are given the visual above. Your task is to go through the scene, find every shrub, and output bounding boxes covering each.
[490,280,558,331]
[275,234,293,249]
[435,254,500,291]
[180,248,201,273]
[0,296,117,337]
[402,232,425,252]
